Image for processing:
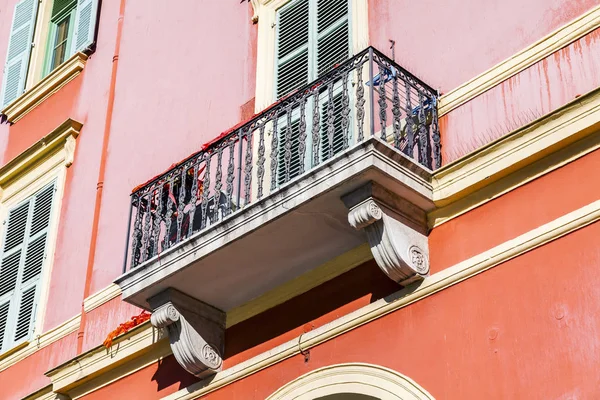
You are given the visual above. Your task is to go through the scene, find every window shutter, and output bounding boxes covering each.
[316,0,349,75]
[52,0,76,18]
[0,0,39,108]
[0,182,55,351]
[70,0,99,54]
[276,0,310,99]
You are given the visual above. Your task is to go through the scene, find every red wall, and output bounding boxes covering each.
[76,220,600,400]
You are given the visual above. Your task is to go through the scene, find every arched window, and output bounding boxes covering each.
[266,363,435,400]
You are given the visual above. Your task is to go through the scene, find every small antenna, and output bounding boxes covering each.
[389,39,396,61]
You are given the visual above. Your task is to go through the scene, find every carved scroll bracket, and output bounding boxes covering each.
[148,289,226,378]
[343,183,430,286]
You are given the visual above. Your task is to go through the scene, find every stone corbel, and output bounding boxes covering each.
[343,183,430,286]
[148,289,226,378]
[250,0,260,23]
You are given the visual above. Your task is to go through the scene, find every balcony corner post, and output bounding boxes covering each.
[148,289,226,378]
[342,182,429,286]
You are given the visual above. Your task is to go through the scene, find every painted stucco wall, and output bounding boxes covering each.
[0,0,598,397]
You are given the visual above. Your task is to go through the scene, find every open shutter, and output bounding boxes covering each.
[70,0,99,54]
[0,0,38,108]
[0,201,30,351]
[0,182,55,351]
[275,0,310,99]
[315,0,350,75]
[13,182,55,343]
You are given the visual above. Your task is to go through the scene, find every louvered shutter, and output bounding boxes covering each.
[0,0,39,108]
[315,0,350,76]
[70,0,99,54]
[52,0,76,18]
[275,0,310,99]
[0,182,55,351]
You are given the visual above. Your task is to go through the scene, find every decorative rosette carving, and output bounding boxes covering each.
[345,194,430,285]
[149,289,225,378]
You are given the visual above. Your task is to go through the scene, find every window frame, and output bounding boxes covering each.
[0,120,77,356]
[253,0,368,113]
[42,3,77,78]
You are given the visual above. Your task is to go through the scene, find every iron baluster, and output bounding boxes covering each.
[130,194,143,268]
[391,71,402,149]
[270,115,279,191]
[298,96,307,174]
[404,80,415,158]
[226,140,235,217]
[163,179,174,251]
[151,184,163,257]
[236,129,243,212]
[417,92,432,169]
[201,155,211,229]
[214,146,223,219]
[188,164,198,237]
[326,81,335,160]
[284,104,293,183]
[311,92,320,167]
[342,72,350,150]
[356,59,365,142]
[142,193,152,262]
[431,98,441,169]
[176,167,186,243]
[256,123,266,199]
[377,63,387,141]
[368,48,375,138]
[244,128,253,205]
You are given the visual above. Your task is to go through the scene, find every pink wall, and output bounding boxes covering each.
[442,29,600,163]
[369,0,599,93]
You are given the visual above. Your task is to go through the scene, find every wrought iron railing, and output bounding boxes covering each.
[124,47,440,270]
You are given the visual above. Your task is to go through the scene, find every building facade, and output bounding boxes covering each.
[0,0,598,399]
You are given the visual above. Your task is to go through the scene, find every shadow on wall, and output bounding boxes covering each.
[152,355,200,391]
[224,260,399,361]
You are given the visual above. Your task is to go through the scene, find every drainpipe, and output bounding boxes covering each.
[77,0,127,354]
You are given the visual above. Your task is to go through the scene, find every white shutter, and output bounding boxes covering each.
[0,182,55,351]
[0,0,39,108]
[315,0,350,75]
[70,0,100,54]
[275,0,310,98]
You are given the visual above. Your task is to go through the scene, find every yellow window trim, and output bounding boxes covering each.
[0,118,82,368]
[438,4,600,116]
[1,52,87,124]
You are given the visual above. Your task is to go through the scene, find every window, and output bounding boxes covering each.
[45,0,77,76]
[0,0,100,108]
[0,182,57,352]
[275,0,351,99]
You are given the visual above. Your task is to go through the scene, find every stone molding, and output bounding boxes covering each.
[148,289,226,378]
[344,183,429,285]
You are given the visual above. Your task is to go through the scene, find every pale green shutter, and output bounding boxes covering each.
[0,201,30,351]
[315,0,350,75]
[0,182,55,351]
[275,0,310,99]
[70,0,99,54]
[0,0,39,108]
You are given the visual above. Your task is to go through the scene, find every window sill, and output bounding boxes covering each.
[0,341,29,361]
[1,52,88,124]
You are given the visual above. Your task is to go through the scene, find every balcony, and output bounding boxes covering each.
[115,47,439,377]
